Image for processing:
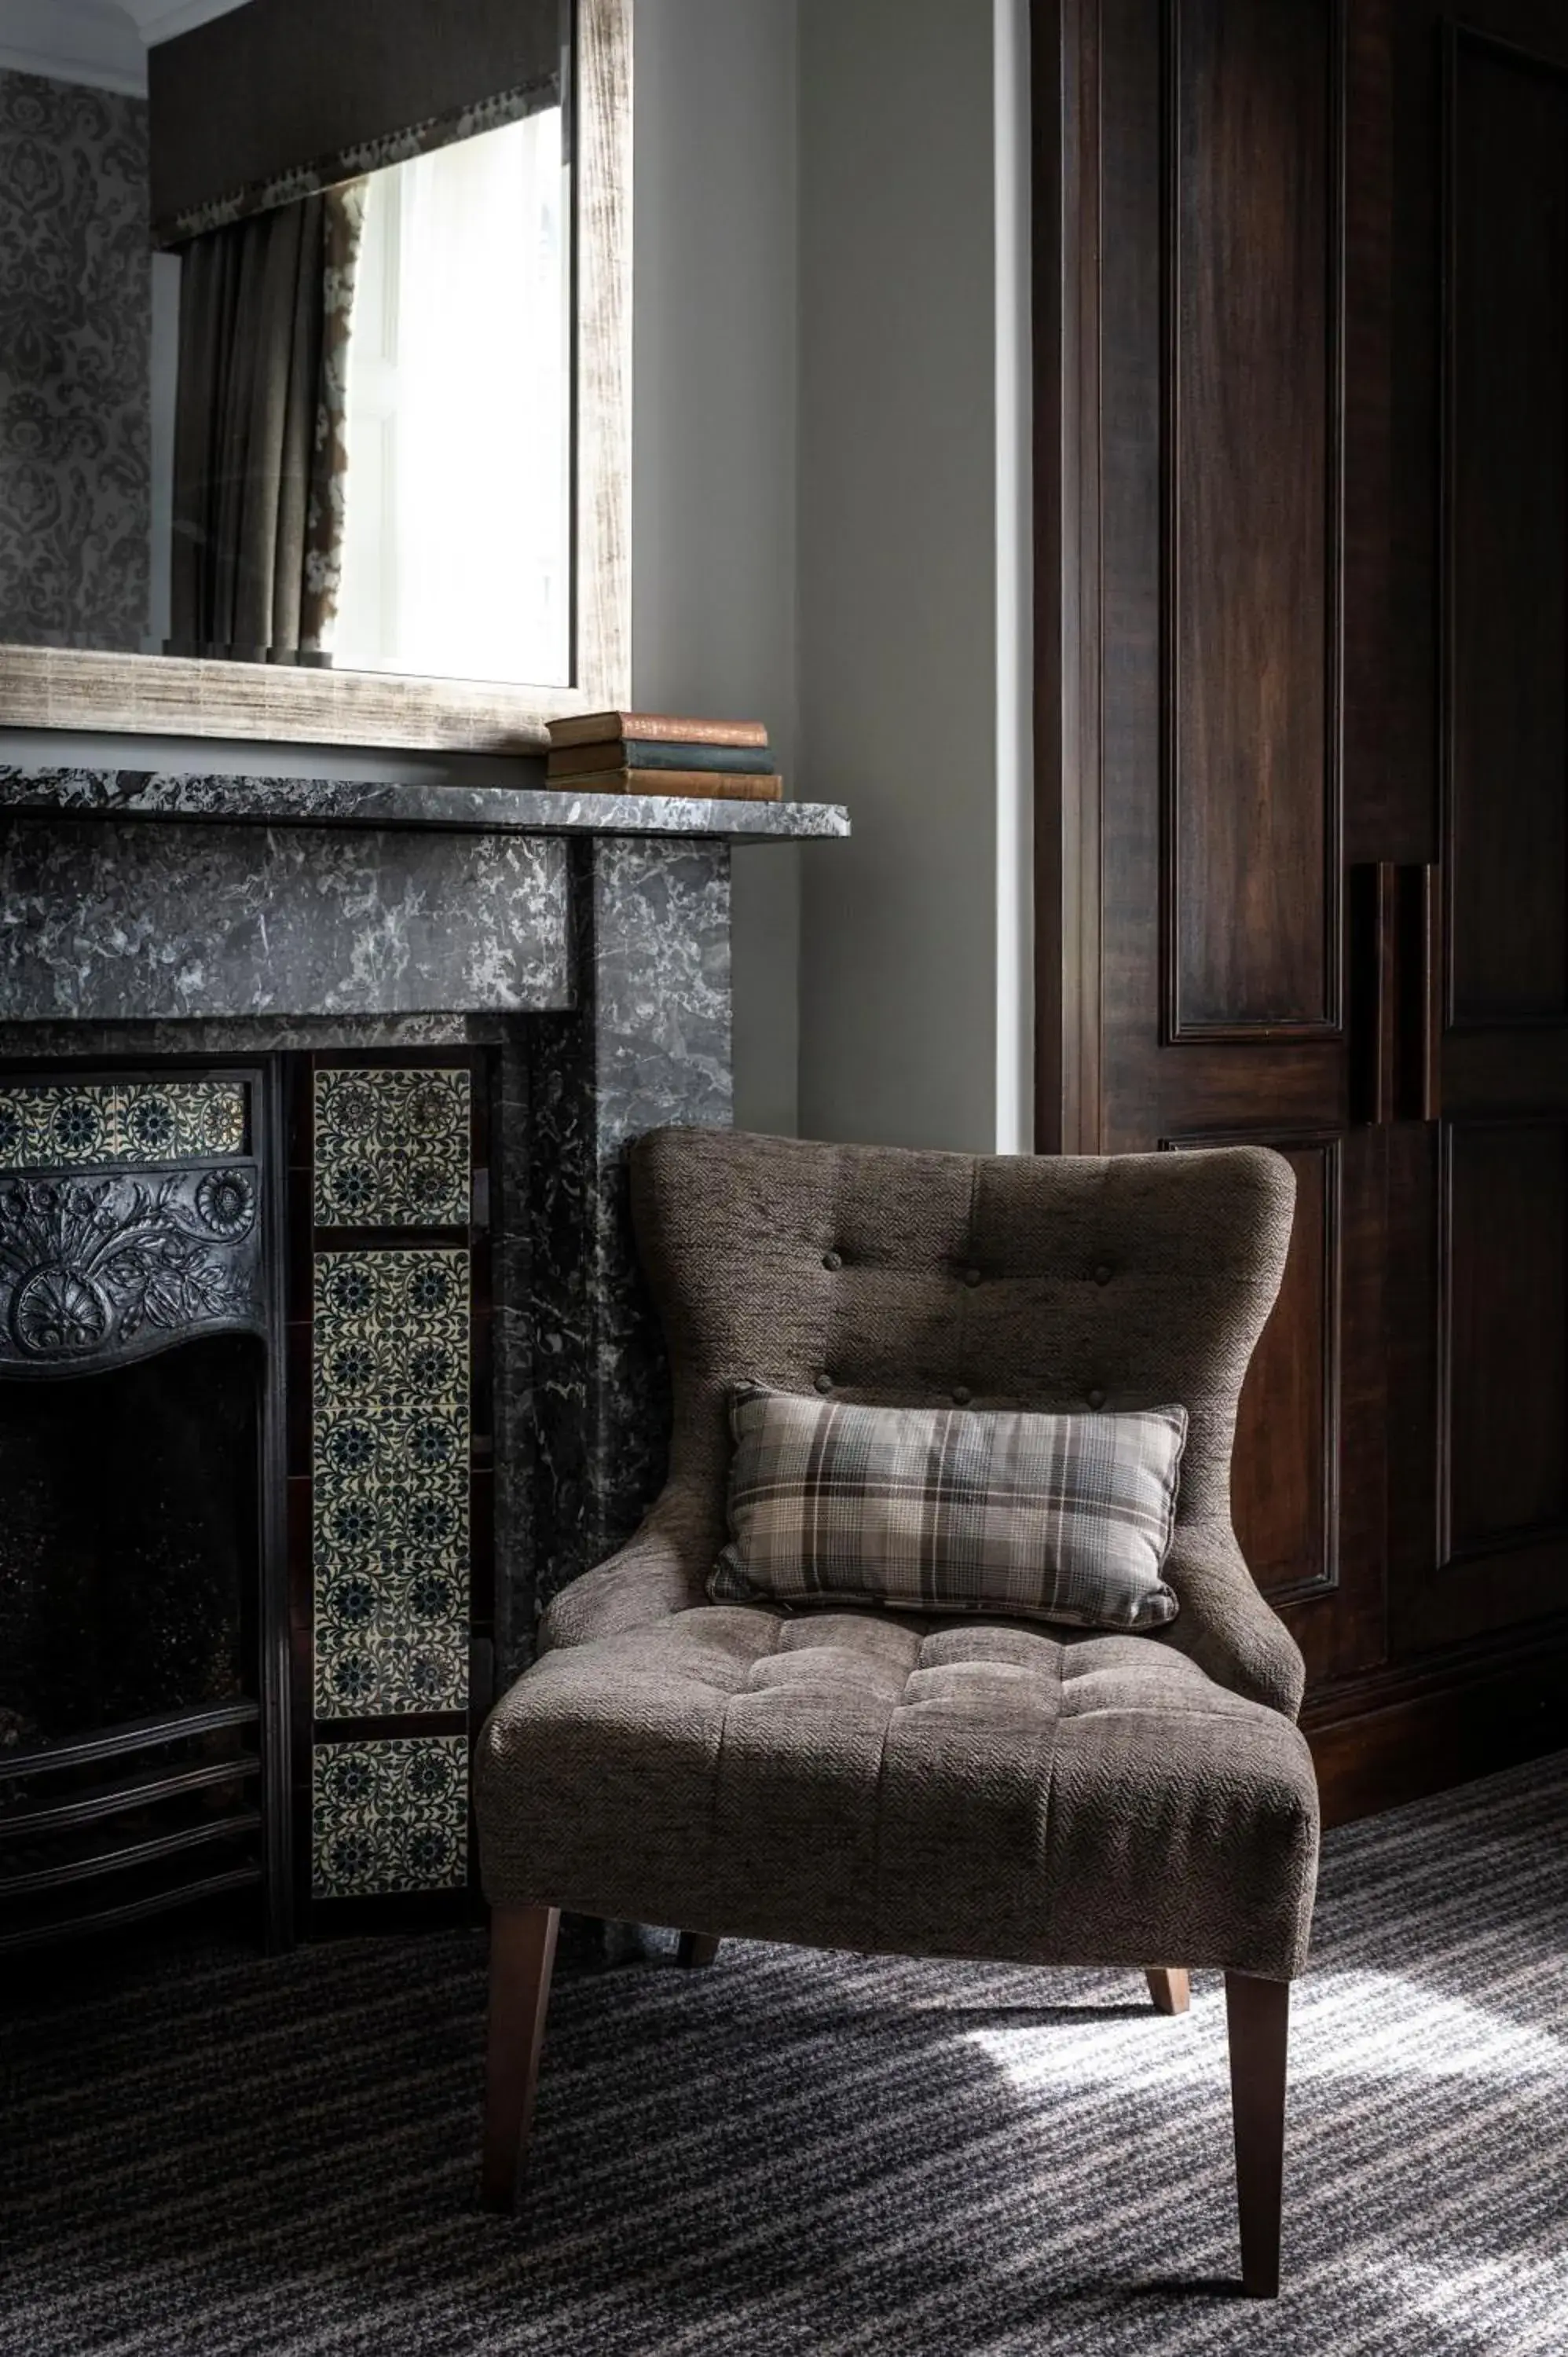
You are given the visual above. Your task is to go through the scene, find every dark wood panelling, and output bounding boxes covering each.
[1035,0,1568,1822]
[1166,0,1342,1039]
[1235,1140,1339,1603]
[1167,1124,1387,1687]
[1032,0,1105,1153]
[1445,34,1568,1027]
[1169,1131,1341,1604]
[1095,0,1165,1155]
[1442,1119,1568,1553]
[1306,1622,1568,1827]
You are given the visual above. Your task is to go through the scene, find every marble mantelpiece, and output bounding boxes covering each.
[0,764,851,842]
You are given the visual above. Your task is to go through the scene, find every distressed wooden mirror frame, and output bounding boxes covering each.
[0,0,629,756]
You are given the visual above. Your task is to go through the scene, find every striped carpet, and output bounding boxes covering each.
[3,1754,1566,2357]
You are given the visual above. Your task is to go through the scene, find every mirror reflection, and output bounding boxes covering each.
[0,24,571,688]
[170,110,570,683]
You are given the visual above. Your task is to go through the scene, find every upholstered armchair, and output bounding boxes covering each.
[475,1130,1318,2297]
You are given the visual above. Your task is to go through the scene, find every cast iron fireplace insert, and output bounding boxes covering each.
[0,1053,493,1956]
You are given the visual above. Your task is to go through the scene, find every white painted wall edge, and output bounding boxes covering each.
[0,0,147,92]
[0,0,250,97]
[994,0,1034,1156]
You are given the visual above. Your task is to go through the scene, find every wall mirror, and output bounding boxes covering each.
[0,0,628,750]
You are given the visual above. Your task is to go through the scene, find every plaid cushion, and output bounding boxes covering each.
[712,1386,1186,1631]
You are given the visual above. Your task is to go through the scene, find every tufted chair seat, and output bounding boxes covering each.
[481,1609,1316,1980]
[474,1128,1319,2297]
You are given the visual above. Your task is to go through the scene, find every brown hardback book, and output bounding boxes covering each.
[555,767,783,801]
[548,709,770,750]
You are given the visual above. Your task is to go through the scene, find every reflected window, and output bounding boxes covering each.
[334,110,570,685]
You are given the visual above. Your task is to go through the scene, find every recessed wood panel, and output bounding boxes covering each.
[1446,36,1568,1025]
[1167,0,1340,1037]
[1230,1140,1339,1598]
[1444,1122,1568,1557]
[1168,1133,1340,1600]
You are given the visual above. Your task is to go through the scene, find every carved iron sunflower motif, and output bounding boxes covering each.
[195,1168,255,1239]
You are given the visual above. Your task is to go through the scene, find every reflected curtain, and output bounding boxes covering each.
[168,180,365,663]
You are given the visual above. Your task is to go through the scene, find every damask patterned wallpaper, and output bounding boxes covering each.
[0,70,150,649]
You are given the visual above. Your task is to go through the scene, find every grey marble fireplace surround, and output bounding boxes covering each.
[0,763,846,1934]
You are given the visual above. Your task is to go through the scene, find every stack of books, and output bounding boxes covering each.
[545,711,782,801]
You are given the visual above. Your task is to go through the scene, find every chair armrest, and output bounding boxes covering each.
[1159,1522,1306,1720]
[539,1493,713,1651]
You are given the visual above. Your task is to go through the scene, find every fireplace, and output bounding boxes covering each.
[0,1053,500,1952]
[0,1071,282,1952]
[0,765,846,1956]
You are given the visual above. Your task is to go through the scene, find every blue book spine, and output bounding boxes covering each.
[613,739,775,775]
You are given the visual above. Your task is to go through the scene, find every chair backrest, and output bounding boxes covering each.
[629,1127,1295,1562]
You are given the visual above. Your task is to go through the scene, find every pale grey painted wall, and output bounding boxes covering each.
[794,0,1029,1155]
[630,0,800,1138]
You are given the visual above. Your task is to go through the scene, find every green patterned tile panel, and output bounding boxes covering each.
[311,1736,468,1897]
[0,1080,247,1171]
[313,1250,470,1719]
[313,1066,470,1230]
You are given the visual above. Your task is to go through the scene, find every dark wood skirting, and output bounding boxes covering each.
[1305,1622,1568,1827]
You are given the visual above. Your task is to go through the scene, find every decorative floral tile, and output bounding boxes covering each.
[313,1067,470,1230]
[313,1250,470,1719]
[0,1080,247,1171]
[311,1736,468,1897]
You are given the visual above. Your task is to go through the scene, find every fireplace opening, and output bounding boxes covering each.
[0,1333,272,1954]
[2,1335,259,1747]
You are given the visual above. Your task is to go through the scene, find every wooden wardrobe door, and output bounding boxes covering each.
[1385,0,1568,1673]
[1038,0,1391,1695]
[1034,0,1568,1810]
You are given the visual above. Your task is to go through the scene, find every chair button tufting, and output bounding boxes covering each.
[1087,1387,1106,1409]
[815,1372,834,1394]
[822,1251,843,1272]
[962,1266,983,1288]
[1094,1264,1113,1285]
[951,1385,973,1407]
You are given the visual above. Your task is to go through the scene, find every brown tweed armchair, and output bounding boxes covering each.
[475,1129,1319,2297]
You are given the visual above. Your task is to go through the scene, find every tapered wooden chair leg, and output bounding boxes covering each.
[482,1903,560,2216]
[677,1933,720,1969]
[1145,1967,1189,2014]
[1225,1970,1291,2298]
